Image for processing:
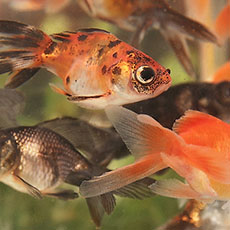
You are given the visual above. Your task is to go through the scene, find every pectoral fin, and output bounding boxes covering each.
[44,189,79,200]
[149,179,202,199]
[49,83,71,96]
[14,175,42,199]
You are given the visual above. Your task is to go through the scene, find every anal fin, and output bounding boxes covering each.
[150,178,203,200]
[14,175,42,199]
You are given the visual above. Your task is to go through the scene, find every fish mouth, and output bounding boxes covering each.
[153,81,172,97]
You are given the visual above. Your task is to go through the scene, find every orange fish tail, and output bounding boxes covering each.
[0,20,54,88]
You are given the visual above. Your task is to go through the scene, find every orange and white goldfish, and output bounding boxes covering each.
[4,0,70,13]
[80,106,230,203]
[0,20,171,109]
[78,0,218,77]
[215,0,230,44]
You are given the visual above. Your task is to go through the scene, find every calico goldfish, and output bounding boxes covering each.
[80,106,230,204]
[0,89,155,227]
[0,20,171,109]
[78,0,218,77]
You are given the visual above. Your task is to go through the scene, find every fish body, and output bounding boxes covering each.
[78,0,218,77]
[0,121,155,226]
[80,106,230,203]
[4,0,70,13]
[0,20,171,109]
[0,125,95,195]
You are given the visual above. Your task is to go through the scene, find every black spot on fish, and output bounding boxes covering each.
[98,48,104,58]
[112,52,118,58]
[66,76,70,84]
[143,56,151,62]
[78,34,88,41]
[102,65,107,75]
[108,40,121,48]
[44,42,57,55]
[112,67,121,75]
[126,50,134,55]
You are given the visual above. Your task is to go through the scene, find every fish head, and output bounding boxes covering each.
[0,131,19,175]
[109,49,172,105]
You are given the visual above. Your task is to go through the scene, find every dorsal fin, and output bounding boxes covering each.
[173,110,224,134]
[51,28,110,42]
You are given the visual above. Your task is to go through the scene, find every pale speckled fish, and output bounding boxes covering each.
[78,0,218,77]
[0,20,171,109]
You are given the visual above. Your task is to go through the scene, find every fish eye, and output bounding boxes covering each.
[135,66,155,85]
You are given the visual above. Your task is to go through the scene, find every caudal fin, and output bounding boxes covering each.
[0,20,54,88]
[152,4,218,77]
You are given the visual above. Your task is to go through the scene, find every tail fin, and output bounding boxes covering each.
[86,193,115,227]
[0,20,54,88]
[152,3,218,77]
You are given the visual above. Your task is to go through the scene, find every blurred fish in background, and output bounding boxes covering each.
[77,0,218,78]
[2,0,70,13]
[159,199,230,230]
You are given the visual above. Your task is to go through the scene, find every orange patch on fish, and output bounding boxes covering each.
[215,2,230,44]
[213,62,230,83]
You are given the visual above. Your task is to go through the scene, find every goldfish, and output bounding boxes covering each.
[80,106,230,204]
[0,20,171,110]
[3,0,70,13]
[0,88,155,227]
[78,0,218,77]
[215,0,230,44]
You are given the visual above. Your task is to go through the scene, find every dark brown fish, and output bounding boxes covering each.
[0,89,154,227]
